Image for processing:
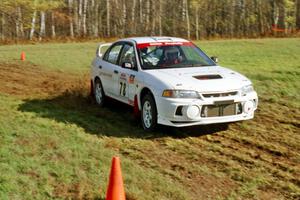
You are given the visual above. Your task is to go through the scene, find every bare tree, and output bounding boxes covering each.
[1,13,5,40]
[29,11,37,40]
[159,0,163,36]
[145,0,150,33]
[51,11,56,38]
[183,0,191,39]
[93,0,100,37]
[16,7,24,39]
[122,0,126,37]
[68,0,74,38]
[0,0,299,41]
[296,0,300,30]
[150,0,156,35]
[131,0,136,35]
[139,0,143,24]
[82,0,87,36]
[195,4,199,40]
[39,11,46,40]
[278,0,286,30]
[107,0,110,37]
[78,0,83,36]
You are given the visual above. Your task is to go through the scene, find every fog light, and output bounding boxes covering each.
[183,105,200,119]
[243,101,254,114]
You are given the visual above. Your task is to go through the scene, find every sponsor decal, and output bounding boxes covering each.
[129,75,135,84]
[120,73,127,81]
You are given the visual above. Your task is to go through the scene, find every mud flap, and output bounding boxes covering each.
[90,80,94,97]
[133,95,140,119]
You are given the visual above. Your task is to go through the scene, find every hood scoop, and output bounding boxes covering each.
[193,74,223,80]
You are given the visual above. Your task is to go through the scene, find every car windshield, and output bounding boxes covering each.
[137,42,216,70]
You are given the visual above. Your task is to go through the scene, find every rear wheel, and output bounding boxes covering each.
[141,94,157,131]
[94,78,105,107]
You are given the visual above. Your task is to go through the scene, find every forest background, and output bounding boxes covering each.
[0,0,300,42]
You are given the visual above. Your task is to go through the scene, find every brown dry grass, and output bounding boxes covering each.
[0,60,89,98]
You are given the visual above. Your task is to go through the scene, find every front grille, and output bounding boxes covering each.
[202,91,238,98]
[201,103,242,118]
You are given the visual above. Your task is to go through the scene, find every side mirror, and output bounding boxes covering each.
[122,62,133,69]
[211,56,218,63]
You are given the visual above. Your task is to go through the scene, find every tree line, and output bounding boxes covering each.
[0,0,300,41]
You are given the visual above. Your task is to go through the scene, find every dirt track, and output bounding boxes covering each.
[0,61,88,98]
[1,61,299,199]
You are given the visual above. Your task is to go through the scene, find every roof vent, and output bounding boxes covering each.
[152,37,173,41]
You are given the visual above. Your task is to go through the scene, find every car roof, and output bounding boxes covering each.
[120,36,190,44]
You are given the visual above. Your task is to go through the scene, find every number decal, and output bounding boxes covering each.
[119,82,126,96]
[123,83,126,96]
[119,82,122,95]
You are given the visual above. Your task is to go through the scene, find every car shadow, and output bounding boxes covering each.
[18,90,228,139]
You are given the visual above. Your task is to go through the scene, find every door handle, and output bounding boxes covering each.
[98,65,102,69]
[114,70,119,74]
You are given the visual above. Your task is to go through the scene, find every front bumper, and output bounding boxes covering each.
[155,92,258,127]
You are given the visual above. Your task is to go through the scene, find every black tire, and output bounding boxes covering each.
[141,93,157,131]
[94,78,105,107]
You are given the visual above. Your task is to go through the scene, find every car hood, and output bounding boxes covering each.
[144,66,252,92]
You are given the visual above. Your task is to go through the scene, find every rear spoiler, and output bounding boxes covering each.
[96,43,112,58]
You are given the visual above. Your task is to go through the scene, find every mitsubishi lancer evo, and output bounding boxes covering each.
[90,37,258,131]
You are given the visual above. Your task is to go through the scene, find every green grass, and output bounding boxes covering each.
[0,42,98,72]
[0,38,299,199]
[0,94,189,200]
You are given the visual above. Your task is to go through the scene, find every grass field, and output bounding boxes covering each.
[0,38,299,199]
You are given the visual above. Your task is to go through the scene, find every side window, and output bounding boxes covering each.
[104,44,123,65]
[119,44,137,69]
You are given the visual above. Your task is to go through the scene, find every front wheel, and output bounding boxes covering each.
[141,94,157,131]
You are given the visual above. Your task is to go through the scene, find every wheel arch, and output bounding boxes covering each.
[91,76,100,96]
[93,76,106,95]
[94,75,101,83]
[139,87,157,111]
[139,87,158,131]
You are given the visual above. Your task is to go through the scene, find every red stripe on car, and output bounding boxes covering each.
[137,42,193,49]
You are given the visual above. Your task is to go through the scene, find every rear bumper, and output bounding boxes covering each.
[155,92,258,127]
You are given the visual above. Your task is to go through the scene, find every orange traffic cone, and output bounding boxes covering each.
[20,52,26,61]
[106,157,126,200]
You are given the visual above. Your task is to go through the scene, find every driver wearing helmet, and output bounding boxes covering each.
[161,46,182,66]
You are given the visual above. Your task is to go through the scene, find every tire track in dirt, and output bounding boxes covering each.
[0,61,89,98]
[162,135,298,199]
[180,117,300,198]
[119,139,238,200]
[202,135,299,190]
[122,103,300,199]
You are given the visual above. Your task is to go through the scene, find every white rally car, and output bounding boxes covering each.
[91,37,258,131]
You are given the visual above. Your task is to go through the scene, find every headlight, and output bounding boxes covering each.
[162,90,201,99]
[241,85,254,96]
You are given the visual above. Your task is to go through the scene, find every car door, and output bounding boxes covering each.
[100,43,123,97]
[115,43,138,105]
